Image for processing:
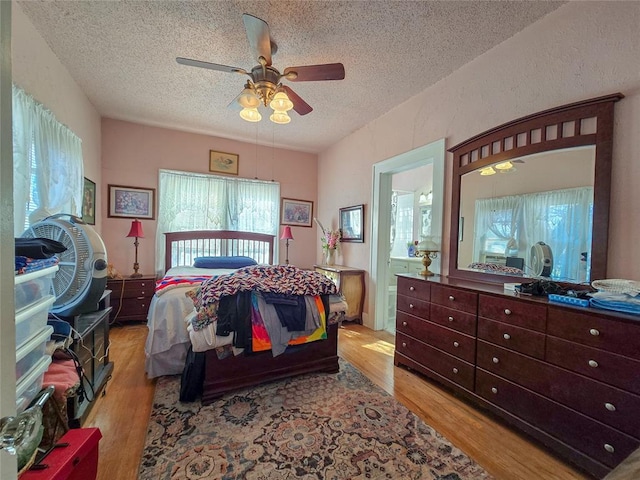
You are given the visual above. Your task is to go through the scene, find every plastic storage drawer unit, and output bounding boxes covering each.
[16,325,53,385]
[16,355,52,413]
[15,295,56,350]
[14,266,58,313]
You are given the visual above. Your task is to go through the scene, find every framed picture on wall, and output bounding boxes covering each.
[340,204,365,242]
[281,198,313,227]
[82,177,96,225]
[108,184,156,219]
[209,150,239,175]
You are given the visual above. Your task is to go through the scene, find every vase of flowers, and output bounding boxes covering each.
[315,218,341,266]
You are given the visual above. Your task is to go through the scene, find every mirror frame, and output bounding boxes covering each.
[448,93,624,285]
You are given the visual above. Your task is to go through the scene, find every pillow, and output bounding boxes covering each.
[193,256,257,269]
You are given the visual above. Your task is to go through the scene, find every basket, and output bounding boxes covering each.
[591,279,640,296]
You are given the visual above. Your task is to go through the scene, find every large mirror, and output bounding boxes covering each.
[448,93,624,285]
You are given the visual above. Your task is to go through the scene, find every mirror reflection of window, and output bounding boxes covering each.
[390,191,414,257]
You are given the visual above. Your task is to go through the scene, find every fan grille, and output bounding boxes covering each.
[23,221,92,310]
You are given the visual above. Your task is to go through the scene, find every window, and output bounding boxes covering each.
[156,169,280,273]
[13,85,83,235]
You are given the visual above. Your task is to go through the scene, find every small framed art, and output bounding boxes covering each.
[108,184,156,220]
[209,150,239,175]
[339,204,365,242]
[82,177,96,225]
[281,198,313,227]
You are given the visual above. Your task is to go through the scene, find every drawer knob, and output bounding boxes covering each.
[588,359,599,368]
[409,303,414,309]
[448,295,455,301]
[402,321,407,327]
[492,357,499,364]
[141,282,146,287]
[504,308,512,315]
[402,342,407,348]
[452,368,459,374]
[604,444,615,454]
[590,328,600,336]
[409,286,415,291]
[448,316,454,322]
[491,387,498,394]
[453,341,460,348]
[503,333,511,340]
[605,403,616,412]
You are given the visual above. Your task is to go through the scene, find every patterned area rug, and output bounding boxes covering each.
[139,359,492,479]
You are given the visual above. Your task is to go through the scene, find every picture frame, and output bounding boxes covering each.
[108,184,156,220]
[340,204,365,243]
[281,198,313,227]
[82,177,96,225]
[209,150,239,175]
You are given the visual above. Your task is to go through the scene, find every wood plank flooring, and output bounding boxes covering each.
[85,323,589,480]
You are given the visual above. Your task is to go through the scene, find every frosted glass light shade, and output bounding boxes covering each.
[238,87,260,108]
[240,107,262,122]
[480,166,496,176]
[270,111,291,124]
[269,91,293,112]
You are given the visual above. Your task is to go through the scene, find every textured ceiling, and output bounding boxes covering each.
[18,1,565,153]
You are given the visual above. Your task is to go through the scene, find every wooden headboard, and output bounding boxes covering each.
[164,230,275,272]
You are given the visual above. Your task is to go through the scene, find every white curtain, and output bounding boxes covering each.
[473,186,593,280]
[156,169,280,273]
[12,85,83,234]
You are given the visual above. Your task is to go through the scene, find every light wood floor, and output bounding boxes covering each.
[85,323,588,480]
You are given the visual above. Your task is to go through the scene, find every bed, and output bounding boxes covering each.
[145,230,343,404]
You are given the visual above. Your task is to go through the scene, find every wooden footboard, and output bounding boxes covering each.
[201,323,340,404]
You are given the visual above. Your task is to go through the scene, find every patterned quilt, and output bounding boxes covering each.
[187,265,338,330]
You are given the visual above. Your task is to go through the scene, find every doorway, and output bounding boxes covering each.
[369,139,445,332]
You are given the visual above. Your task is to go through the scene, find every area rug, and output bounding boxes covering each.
[139,359,492,479]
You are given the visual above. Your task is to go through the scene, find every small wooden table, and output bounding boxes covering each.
[314,265,365,323]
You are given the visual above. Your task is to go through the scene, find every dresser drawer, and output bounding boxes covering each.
[431,285,477,314]
[397,276,430,302]
[115,297,152,317]
[396,332,474,390]
[396,294,429,319]
[430,304,477,336]
[476,369,639,469]
[478,341,640,438]
[478,317,545,359]
[397,313,475,363]
[108,277,155,299]
[546,336,640,396]
[547,306,640,360]
[479,294,546,332]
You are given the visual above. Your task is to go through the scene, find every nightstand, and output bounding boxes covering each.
[313,265,365,323]
[106,275,155,323]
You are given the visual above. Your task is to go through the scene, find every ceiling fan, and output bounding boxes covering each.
[176,13,345,124]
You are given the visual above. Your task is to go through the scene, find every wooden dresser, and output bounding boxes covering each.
[394,274,640,478]
[314,265,365,323]
[106,275,155,323]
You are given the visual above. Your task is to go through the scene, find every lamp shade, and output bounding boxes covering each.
[417,236,438,251]
[280,225,294,241]
[126,219,144,238]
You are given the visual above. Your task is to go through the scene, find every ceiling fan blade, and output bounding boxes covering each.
[242,14,272,66]
[226,94,243,112]
[176,57,247,75]
[282,85,313,116]
[283,63,345,82]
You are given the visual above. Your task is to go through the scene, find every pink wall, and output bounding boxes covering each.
[319,2,640,327]
[101,119,318,275]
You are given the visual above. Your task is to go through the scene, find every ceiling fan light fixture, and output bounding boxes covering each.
[269,91,293,112]
[240,107,262,122]
[495,161,515,172]
[238,86,260,109]
[270,111,291,124]
[480,166,496,176]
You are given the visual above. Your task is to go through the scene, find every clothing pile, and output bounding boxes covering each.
[15,237,66,274]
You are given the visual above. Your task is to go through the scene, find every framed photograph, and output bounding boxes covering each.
[108,184,155,220]
[209,150,239,175]
[82,177,96,225]
[281,198,313,227]
[340,204,365,243]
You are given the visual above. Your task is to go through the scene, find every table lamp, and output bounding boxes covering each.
[126,219,144,277]
[417,236,439,276]
[280,225,294,264]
